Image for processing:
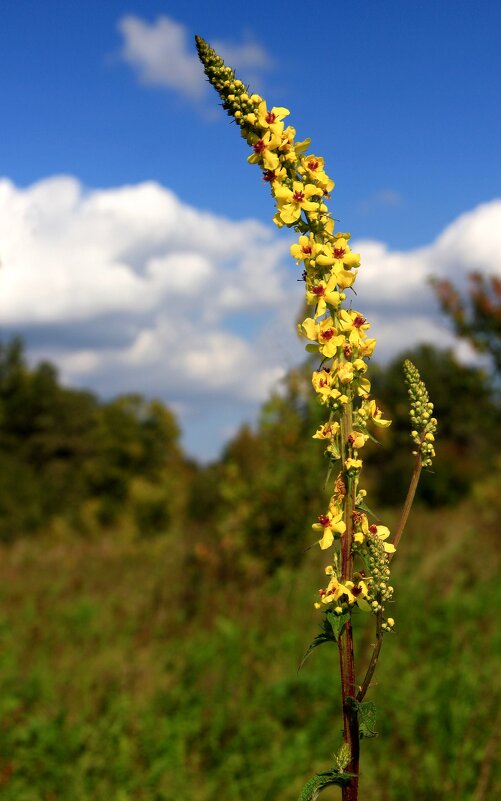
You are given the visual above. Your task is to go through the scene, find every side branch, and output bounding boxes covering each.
[356,610,383,703]
[390,453,422,560]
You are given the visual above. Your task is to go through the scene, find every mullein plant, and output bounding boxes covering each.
[196,36,437,801]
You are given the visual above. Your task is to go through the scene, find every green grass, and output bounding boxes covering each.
[0,501,499,800]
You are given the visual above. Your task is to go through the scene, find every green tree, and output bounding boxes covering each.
[369,344,501,506]
[432,272,501,376]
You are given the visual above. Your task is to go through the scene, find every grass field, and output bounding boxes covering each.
[0,500,499,800]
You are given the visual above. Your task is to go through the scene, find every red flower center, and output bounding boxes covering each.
[253,140,266,153]
[308,159,319,171]
[317,514,330,527]
[353,315,366,328]
[262,170,275,182]
[321,328,335,341]
[293,190,305,203]
[333,247,346,259]
[369,524,378,534]
[312,285,325,296]
[265,111,276,123]
[301,244,312,254]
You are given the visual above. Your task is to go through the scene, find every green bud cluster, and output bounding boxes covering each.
[196,37,252,126]
[404,359,437,469]
[365,533,393,619]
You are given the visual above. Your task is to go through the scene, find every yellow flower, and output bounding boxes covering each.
[359,517,396,553]
[311,369,333,397]
[337,362,354,385]
[312,421,340,440]
[299,317,344,357]
[338,309,371,346]
[256,101,290,134]
[306,274,344,316]
[360,399,392,428]
[318,573,356,605]
[312,505,346,550]
[298,154,335,193]
[290,234,319,265]
[372,526,395,554]
[317,235,361,272]
[347,431,368,449]
[345,458,363,473]
[247,130,281,171]
[274,181,319,224]
[358,338,377,358]
[262,165,287,187]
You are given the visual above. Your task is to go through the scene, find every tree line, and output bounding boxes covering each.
[1,269,499,559]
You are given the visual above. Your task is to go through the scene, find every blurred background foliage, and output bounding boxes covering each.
[0,273,500,799]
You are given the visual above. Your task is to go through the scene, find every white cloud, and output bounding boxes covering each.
[0,175,301,440]
[118,14,272,102]
[0,174,500,459]
[352,199,501,356]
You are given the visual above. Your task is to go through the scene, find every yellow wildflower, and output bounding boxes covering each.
[360,399,392,428]
[299,317,344,358]
[312,505,346,550]
[247,130,281,171]
[317,235,361,272]
[306,275,344,316]
[345,458,363,474]
[338,309,371,346]
[347,431,368,449]
[354,514,395,553]
[290,234,319,265]
[311,369,334,398]
[274,181,319,224]
[312,421,340,440]
[298,154,335,193]
[256,101,289,134]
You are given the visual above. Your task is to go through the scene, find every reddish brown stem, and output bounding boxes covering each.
[390,452,422,561]
[338,622,359,800]
[357,611,383,703]
[339,404,359,800]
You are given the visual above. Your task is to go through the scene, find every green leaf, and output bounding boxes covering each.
[326,610,350,641]
[347,697,378,738]
[355,498,379,518]
[298,615,337,671]
[305,344,320,353]
[297,769,355,801]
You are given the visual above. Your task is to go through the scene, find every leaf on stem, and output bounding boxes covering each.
[347,697,378,738]
[298,611,349,671]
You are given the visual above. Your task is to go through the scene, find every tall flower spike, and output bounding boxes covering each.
[194,36,432,801]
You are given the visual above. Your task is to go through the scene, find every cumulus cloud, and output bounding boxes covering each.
[0,175,301,457]
[0,175,500,458]
[118,14,272,102]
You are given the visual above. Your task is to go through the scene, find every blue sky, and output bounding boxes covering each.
[1,1,500,459]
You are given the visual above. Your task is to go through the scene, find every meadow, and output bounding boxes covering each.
[0,492,499,801]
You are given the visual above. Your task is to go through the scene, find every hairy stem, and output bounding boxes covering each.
[391,452,422,560]
[339,402,359,800]
[356,610,383,703]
